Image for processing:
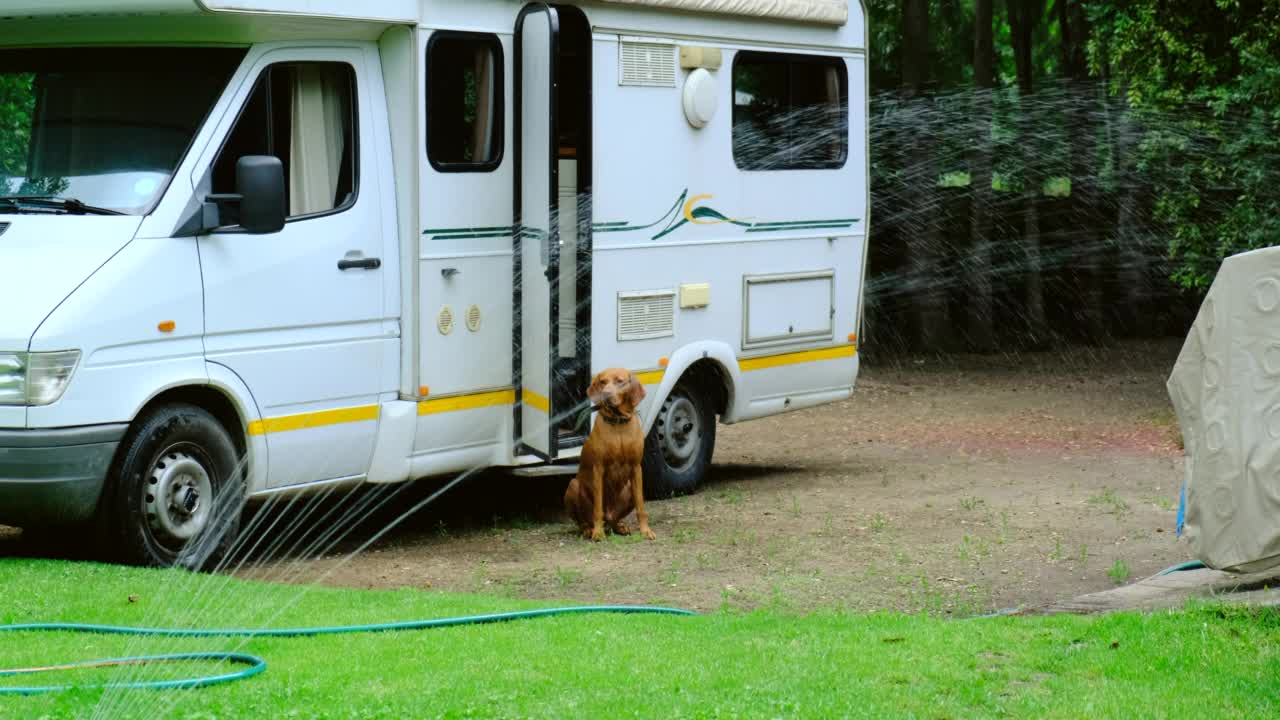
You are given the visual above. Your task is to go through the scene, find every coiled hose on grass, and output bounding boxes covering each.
[0,605,697,696]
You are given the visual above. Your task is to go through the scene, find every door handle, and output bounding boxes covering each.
[338,257,381,271]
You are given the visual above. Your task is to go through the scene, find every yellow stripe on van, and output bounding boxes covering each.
[738,344,857,372]
[521,389,551,414]
[418,388,516,416]
[247,404,380,436]
[634,369,665,385]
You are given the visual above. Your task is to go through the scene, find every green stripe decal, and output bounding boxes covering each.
[592,189,859,242]
[751,219,860,228]
[424,225,514,241]
[746,223,858,233]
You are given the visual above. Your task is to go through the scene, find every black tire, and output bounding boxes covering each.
[642,381,717,499]
[103,403,244,569]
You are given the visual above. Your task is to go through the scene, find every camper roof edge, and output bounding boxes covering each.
[0,0,417,23]
[197,0,418,23]
[597,0,848,26]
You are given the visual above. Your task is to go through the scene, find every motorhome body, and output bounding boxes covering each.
[0,0,869,566]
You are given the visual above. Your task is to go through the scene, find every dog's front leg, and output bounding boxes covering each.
[632,465,656,540]
[590,462,605,542]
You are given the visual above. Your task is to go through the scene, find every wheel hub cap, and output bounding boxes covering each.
[658,395,700,469]
[146,451,213,544]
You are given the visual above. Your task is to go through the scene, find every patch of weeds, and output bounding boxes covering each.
[554,567,581,587]
[997,511,1011,545]
[960,496,985,511]
[694,551,718,571]
[435,520,451,539]
[1107,558,1131,585]
[870,513,890,532]
[510,515,537,531]
[1146,494,1176,512]
[896,550,912,566]
[719,488,745,505]
[1088,488,1130,516]
[765,538,787,561]
[672,528,697,545]
[1049,538,1064,562]
[790,495,803,518]
[716,526,741,547]
[660,561,681,587]
[822,514,837,537]
[1079,544,1089,566]
[960,535,992,561]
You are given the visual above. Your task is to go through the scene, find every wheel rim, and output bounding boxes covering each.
[145,445,214,550]
[657,392,701,471]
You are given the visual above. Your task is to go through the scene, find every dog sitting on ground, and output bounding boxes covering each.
[563,368,656,542]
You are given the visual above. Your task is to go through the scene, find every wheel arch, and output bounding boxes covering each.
[122,364,268,493]
[641,340,741,435]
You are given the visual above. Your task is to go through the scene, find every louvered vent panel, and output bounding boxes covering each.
[619,42,676,87]
[617,292,676,340]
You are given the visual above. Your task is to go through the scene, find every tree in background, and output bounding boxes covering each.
[1088,0,1280,291]
[967,0,996,351]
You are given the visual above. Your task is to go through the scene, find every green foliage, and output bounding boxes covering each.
[1088,0,1280,289]
[0,72,34,194]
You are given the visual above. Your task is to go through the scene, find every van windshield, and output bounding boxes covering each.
[0,47,246,216]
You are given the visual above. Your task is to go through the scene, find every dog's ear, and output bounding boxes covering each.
[587,373,606,405]
[627,372,647,407]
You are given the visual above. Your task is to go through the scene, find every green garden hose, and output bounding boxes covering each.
[0,605,697,696]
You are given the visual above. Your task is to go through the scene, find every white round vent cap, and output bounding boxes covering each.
[682,68,718,129]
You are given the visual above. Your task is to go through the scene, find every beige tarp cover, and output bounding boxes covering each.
[1168,247,1280,573]
[599,0,848,25]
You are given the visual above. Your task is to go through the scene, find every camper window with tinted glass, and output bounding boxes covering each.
[732,52,848,171]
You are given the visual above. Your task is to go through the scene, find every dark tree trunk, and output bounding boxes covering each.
[968,0,996,351]
[1114,93,1147,336]
[902,0,950,351]
[1063,0,1107,344]
[1008,0,1047,347]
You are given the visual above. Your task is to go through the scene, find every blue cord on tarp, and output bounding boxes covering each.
[1176,475,1187,537]
[0,605,697,696]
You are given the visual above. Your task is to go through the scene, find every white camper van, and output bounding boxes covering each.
[0,0,869,566]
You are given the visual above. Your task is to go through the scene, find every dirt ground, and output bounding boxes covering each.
[241,339,1192,615]
[2,339,1193,616]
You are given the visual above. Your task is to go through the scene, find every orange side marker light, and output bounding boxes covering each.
[158,321,176,333]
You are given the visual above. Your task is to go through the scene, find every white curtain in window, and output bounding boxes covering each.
[470,49,494,162]
[289,65,347,216]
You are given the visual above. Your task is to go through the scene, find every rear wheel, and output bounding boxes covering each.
[104,403,244,569]
[643,381,717,499]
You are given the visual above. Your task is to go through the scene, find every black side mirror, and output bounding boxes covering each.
[205,155,286,234]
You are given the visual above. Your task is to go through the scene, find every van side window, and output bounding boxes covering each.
[426,32,504,172]
[732,52,848,171]
[212,62,357,222]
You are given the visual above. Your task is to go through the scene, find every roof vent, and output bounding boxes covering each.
[619,41,677,87]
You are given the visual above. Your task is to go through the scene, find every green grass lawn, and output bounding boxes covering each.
[1,559,1278,719]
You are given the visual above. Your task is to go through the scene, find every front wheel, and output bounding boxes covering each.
[642,382,717,499]
[103,403,244,569]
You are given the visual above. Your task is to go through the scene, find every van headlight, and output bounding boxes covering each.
[0,351,82,406]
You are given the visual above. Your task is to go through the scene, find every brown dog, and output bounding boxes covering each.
[563,368,656,542]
